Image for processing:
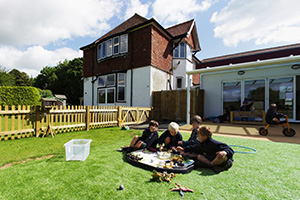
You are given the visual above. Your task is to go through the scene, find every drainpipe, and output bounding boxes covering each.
[186,74,191,124]
[130,32,134,106]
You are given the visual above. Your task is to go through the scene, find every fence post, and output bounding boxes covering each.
[86,106,90,131]
[117,106,122,127]
[35,106,41,137]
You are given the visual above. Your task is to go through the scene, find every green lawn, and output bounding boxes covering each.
[0,127,299,199]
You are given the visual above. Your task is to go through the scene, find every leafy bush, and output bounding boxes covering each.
[0,86,41,106]
[38,89,53,98]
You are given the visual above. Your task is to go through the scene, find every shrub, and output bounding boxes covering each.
[0,86,41,106]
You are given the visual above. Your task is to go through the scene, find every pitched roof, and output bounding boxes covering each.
[197,43,300,68]
[80,14,200,51]
[166,19,194,38]
[95,14,148,44]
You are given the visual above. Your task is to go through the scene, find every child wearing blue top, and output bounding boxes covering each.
[158,122,182,151]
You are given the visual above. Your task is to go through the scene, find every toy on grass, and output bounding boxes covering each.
[151,170,176,182]
[169,182,193,197]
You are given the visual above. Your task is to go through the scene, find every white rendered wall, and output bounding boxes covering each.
[201,62,299,118]
[83,77,94,106]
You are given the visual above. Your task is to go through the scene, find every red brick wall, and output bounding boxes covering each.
[82,48,94,77]
[151,26,173,73]
[82,24,173,78]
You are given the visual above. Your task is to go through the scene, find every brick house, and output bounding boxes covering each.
[80,14,200,107]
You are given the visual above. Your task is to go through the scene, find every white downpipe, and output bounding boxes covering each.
[187,74,191,124]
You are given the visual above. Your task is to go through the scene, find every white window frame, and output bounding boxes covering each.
[107,39,112,57]
[173,42,186,58]
[117,73,126,101]
[106,74,115,87]
[113,36,119,55]
[102,41,107,58]
[120,34,128,53]
[97,44,102,60]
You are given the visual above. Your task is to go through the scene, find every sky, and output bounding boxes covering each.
[0,0,300,78]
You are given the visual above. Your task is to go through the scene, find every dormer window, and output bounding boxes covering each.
[97,34,128,61]
[173,42,185,58]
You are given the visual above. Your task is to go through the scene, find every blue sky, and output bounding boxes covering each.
[0,0,300,77]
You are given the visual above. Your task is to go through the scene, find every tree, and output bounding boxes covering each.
[0,67,15,86]
[8,69,31,86]
[33,58,83,105]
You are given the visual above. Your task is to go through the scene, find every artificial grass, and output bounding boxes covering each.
[0,127,300,199]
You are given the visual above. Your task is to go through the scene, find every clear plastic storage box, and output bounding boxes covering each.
[64,139,92,161]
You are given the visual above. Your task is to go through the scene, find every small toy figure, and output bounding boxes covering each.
[151,170,176,182]
[170,182,193,197]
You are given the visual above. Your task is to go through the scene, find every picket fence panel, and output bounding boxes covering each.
[0,105,151,141]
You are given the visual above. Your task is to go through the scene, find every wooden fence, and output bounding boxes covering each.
[0,105,151,141]
[152,88,204,121]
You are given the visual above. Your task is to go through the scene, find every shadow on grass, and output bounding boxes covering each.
[195,168,217,176]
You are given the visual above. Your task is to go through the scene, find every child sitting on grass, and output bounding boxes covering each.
[123,120,159,152]
[177,126,234,173]
[178,115,202,148]
[158,122,182,151]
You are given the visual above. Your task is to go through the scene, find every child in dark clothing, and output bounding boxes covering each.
[177,126,234,173]
[128,120,159,151]
[178,115,202,148]
[158,122,182,151]
[240,100,254,111]
[266,104,287,128]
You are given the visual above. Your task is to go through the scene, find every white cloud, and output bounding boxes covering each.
[0,46,82,77]
[124,0,150,20]
[152,0,217,26]
[210,0,300,47]
[0,0,123,46]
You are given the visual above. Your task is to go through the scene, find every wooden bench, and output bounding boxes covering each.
[230,110,266,125]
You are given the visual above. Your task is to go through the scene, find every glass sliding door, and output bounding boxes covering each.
[269,77,294,118]
[244,79,265,110]
[223,81,241,113]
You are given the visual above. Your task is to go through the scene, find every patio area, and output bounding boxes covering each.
[180,121,300,144]
[129,121,300,144]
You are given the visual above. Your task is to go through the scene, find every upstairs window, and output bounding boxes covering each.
[113,37,119,55]
[107,39,112,57]
[97,44,102,60]
[173,42,185,58]
[97,34,128,61]
[102,41,107,58]
[120,34,128,53]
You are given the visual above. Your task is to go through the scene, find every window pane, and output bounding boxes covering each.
[120,34,128,53]
[102,42,106,58]
[98,76,106,87]
[118,87,125,101]
[180,43,185,58]
[174,44,179,58]
[177,77,182,89]
[107,88,115,103]
[107,39,112,57]
[118,73,125,86]
[98,44,102,60]
[269,77,294,118]
[98,89,105,104]
[107,74,115,86]
[244,79,265,110]
[113,37,119,55]
[223,81,241,113]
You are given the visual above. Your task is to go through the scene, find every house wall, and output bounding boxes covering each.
[83,76,94,105]
[151,26,173,72]
[201,62,299,119]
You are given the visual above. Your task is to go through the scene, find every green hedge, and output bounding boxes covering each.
[0,86,41,106]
